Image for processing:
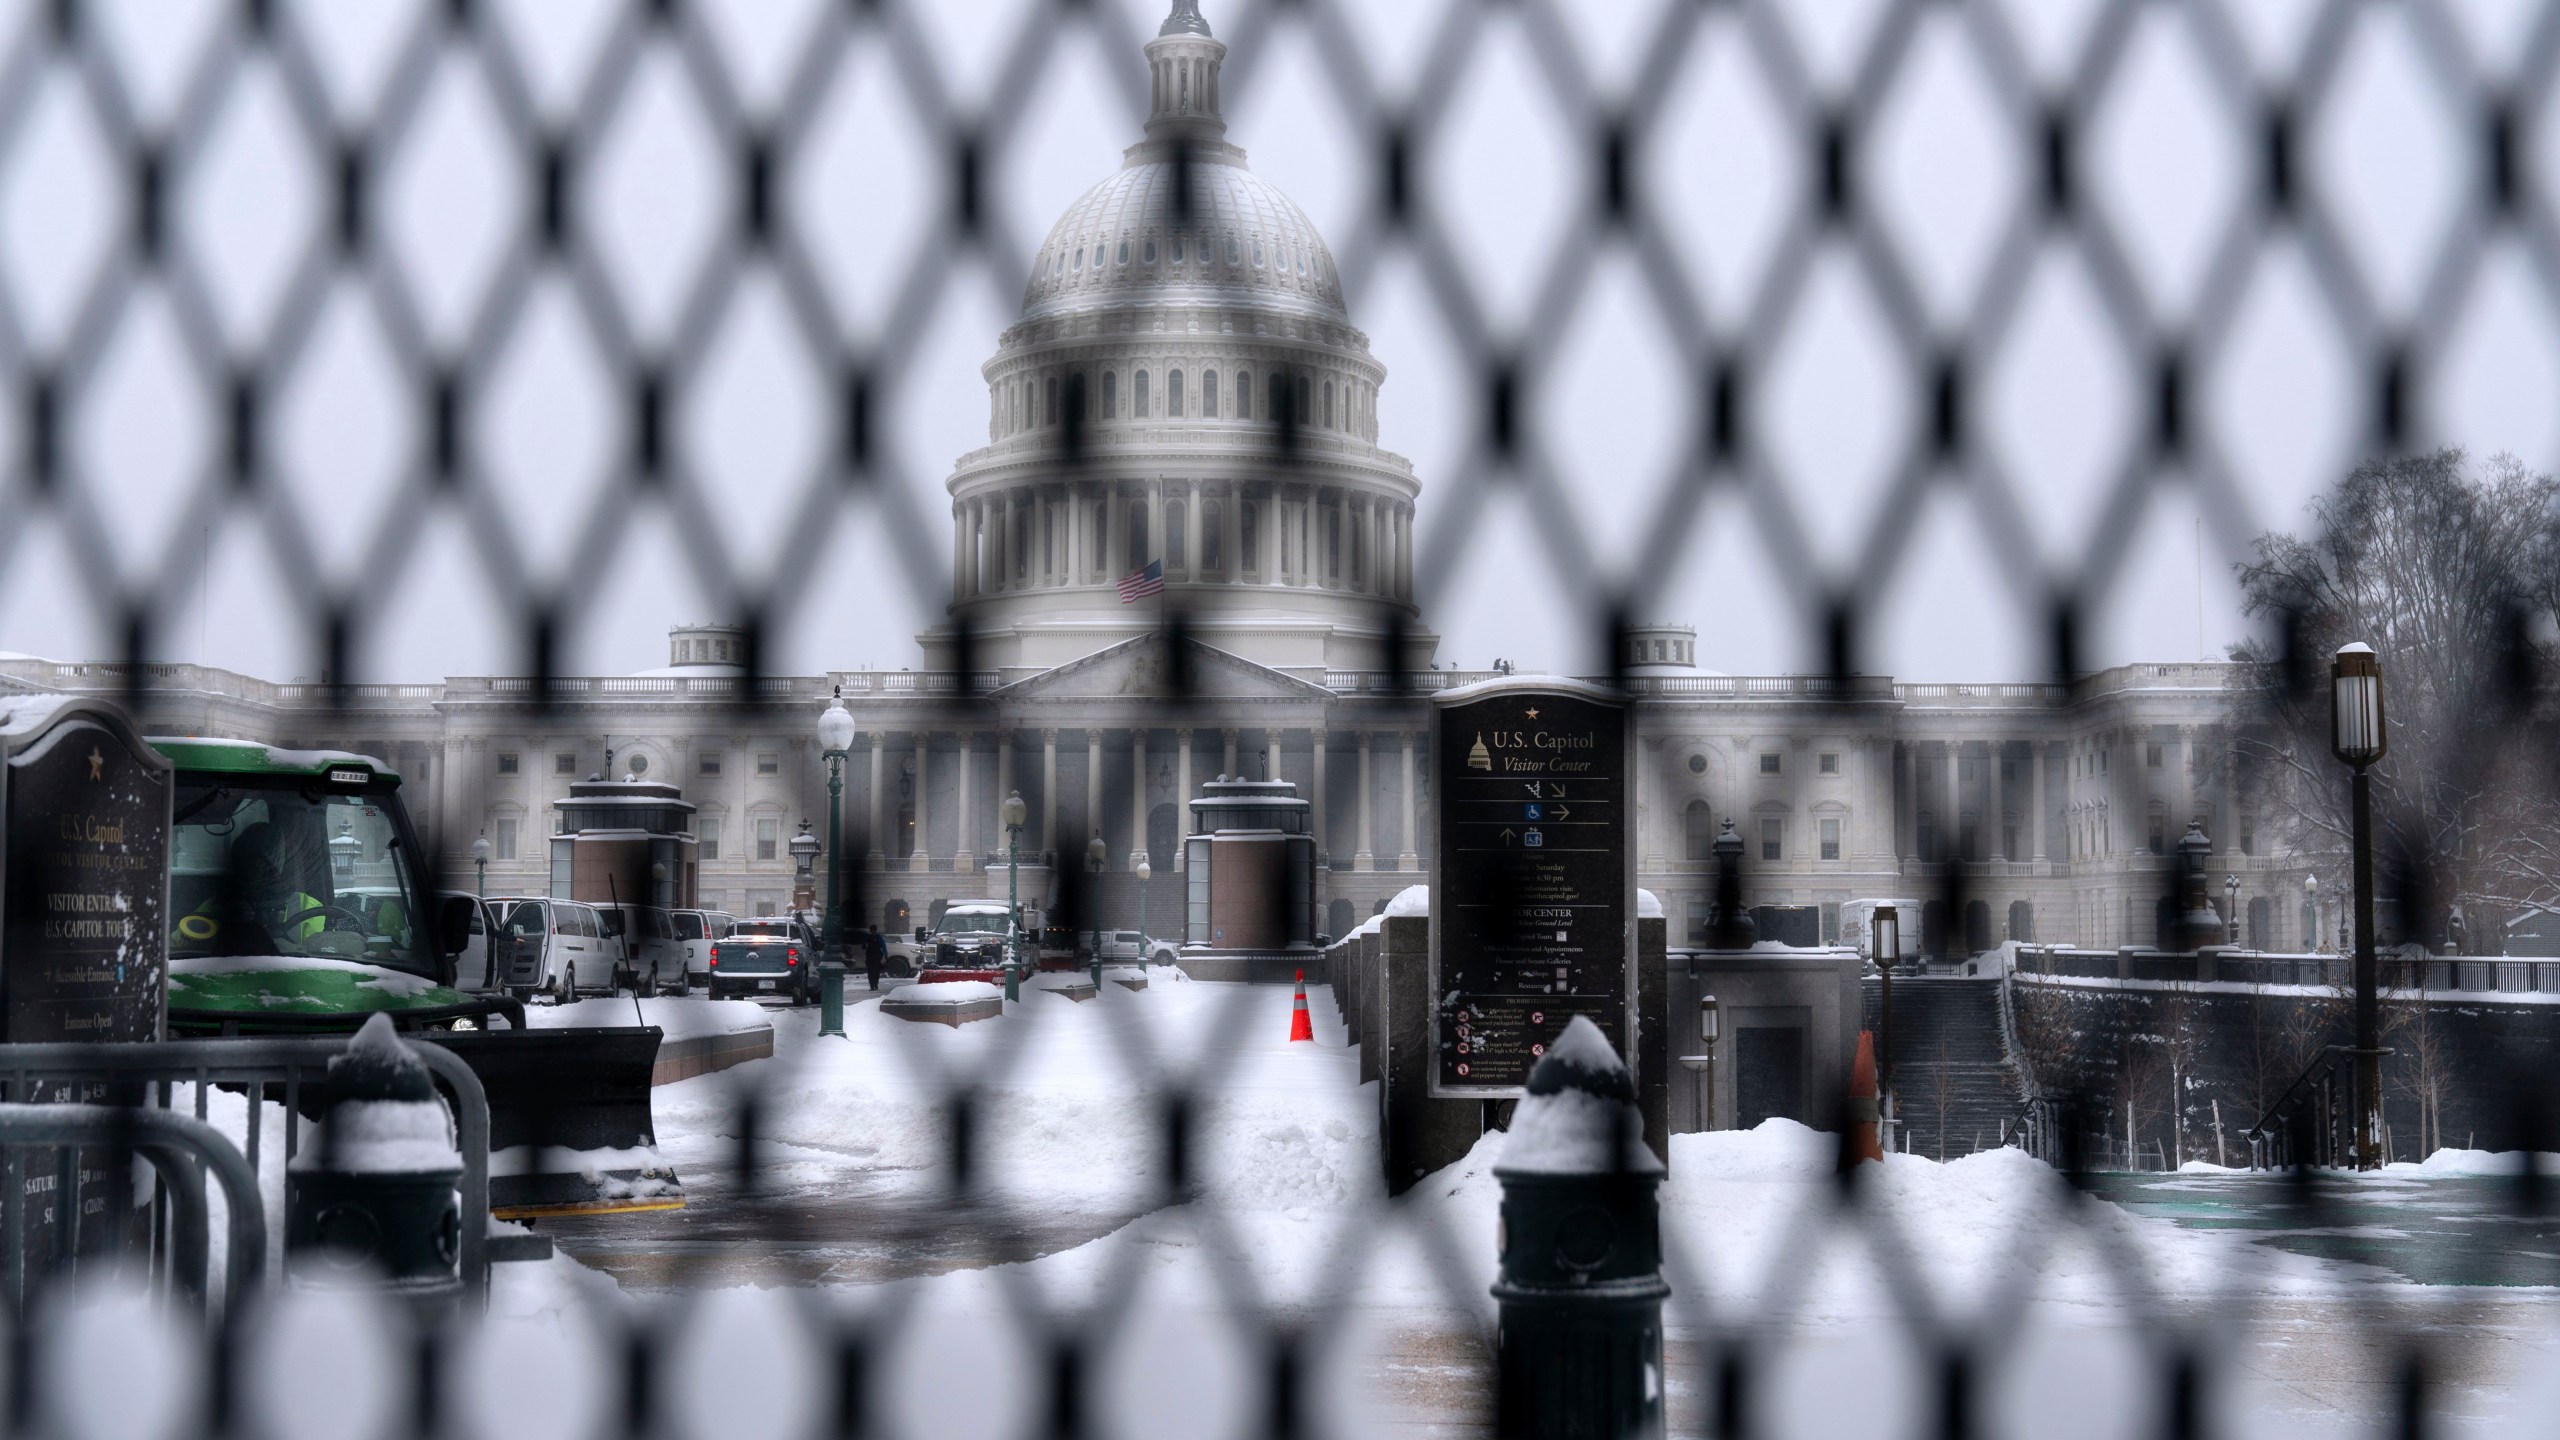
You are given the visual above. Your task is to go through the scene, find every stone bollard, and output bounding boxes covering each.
[287,1013,463,1302]
[819,959,847,1037]
[1492,1016,1668,1440]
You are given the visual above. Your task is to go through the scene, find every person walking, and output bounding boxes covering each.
[864,924,885,992]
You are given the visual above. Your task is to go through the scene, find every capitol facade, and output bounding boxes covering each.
[0,3,2313,958]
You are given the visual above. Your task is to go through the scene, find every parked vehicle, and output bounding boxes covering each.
[491,897,615,1001]
[708,916,818,1004]
[593,903,687,994]
[672,910,737,987]
[1839,898,1926,964]
[448,892,500,991]
[883,926,930,973]
[1096,930,1148,964]
[932,903,1013,970]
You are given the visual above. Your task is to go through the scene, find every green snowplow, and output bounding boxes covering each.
[156,738,680,1217]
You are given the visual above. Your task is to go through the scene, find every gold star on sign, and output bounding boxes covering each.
[87,746,103,780]
[1524,708,1539,720]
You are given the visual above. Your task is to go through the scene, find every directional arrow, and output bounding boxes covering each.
[1551,784,1567,799]
[1550,805,1571,820]
[1499,828,1518,844]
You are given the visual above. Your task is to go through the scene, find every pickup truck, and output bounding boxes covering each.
[707,916,817,1005]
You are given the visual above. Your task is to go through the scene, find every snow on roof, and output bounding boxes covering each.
[0,693,80,744]
[1431,674,1626,706]
[1384,885,1429,917]
[1637,888,1663,919]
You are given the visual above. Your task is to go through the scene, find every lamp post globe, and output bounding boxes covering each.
[2306,874,2319,952]
[815,688,856,1034]
[2330,642,2387,1169]
[1134,857,1152,979]
[470,831,491,896]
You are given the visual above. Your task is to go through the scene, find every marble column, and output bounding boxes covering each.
[866,734,885,869]
[1183,485,1202,583]
[1397,731,1419,871]
[1355,733,1374,872]
[1995,741,2010,862]
[1942,739,1959,863]
[1041,729,1059,860]
[1894,741,1912,861]
[909,732,931,872]
[1131,728,1150,868]
[1173,728,1193,871]
[1222,727,1238,778]
[953,730,975,872]
[2032,740,2050,862]
[1312,728,1329,866]
[1086,730,1105,869]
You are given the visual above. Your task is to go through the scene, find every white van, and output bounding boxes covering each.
[672,910,737,988]
[1838,898,1925,964]
[447,891,498,991]
[593,904,687,995]
[493,897,612,1001]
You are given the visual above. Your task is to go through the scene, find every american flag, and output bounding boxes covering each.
[1117,558,1164,603]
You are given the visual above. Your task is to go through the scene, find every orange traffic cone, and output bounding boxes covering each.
[1848,1030,1883,1163]
[1288,970,1315,1042]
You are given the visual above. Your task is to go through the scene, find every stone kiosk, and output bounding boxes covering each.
[1178,775,1318,982]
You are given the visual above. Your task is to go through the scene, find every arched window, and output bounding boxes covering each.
[1203,368,1218,417]
[1235,371,1251,419]
[1326,506,1341,579]
[1166,499,1186,569]
[1269,372,1286,422]
[1093,243,1106,268]
[1322,381,1333,428]
[1144,238,1158,264]
[1226,237,1239,264]
[1118,240,1129,265]
[1296,376,1311,423]
[1252,241,1264,267]
[1239,502,1258,570]
[1168,369,1184,418]
[1172,233,1186,263]
[1135,370,1150,419]
[1202,500,1224,568]
[1045,376,1058,425]
[1102,371,1117,419]
[1073,246,1083,271]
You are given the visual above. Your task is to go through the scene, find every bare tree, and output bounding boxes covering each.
[2226,450,2560,929]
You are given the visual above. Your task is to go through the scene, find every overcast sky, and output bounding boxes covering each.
[0,0,2551,683]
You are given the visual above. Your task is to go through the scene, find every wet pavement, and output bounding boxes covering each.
[534,1134,1144,1291]
[2085,1169,2560,1288]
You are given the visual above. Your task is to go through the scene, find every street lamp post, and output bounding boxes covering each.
[1126,857,1151,987]
[1086,831,1108,967]
[470,831,493,988]
[2331,642,2388,1169]
[1002,791,1029,1002]
[1873,905,1900,1152]
[2305,874,2320,953]
[818,690,857,1037]
[2225,873,2241,947]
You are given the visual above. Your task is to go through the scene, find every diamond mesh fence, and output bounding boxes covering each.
[0,0,2558,1435]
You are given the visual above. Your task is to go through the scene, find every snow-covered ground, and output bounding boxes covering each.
[51,978,2560,1437]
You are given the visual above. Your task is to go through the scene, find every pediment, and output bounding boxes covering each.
[990,633,1332,702]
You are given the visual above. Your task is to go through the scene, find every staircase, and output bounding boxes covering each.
[1861,977,2026,1161]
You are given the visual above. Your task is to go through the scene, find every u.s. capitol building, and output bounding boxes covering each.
[0,3,2304,959]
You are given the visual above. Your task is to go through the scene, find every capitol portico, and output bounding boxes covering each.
[0,1,2319,959]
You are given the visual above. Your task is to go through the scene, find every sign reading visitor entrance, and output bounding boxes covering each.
[0,697,171,1042]
[1430,679,1634,1097]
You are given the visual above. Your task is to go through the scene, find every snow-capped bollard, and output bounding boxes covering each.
[287,1013,463,1302]
[1492,1015,1668,1440]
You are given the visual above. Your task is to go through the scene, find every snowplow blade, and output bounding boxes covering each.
[418,1026,684,1219]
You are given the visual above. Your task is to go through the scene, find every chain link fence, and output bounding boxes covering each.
[1,0,2559,1434]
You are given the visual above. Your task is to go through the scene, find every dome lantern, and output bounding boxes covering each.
[1141,0,1228,150]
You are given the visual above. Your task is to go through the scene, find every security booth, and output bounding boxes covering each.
[547,778,699,930]
[1179,776,1317,979]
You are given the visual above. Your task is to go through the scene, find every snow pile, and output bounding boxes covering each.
[2389,1148,2560,1177]
[1383,885,1429,917]
[1637,888,1662,919]
[532,996,772,1039]
[1026,972,1093,993]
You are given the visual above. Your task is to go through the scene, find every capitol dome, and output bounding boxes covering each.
[922,0,1435,681]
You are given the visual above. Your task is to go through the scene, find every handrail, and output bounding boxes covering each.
[2240,1044,2352,1170]
[0,1037,492,1303]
